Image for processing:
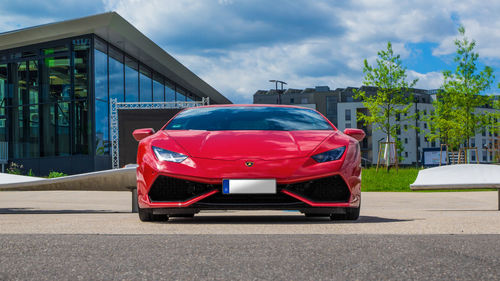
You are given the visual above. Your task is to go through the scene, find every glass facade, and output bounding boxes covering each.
[91,35,201,156]
[0,34,202,166]
[0,36,91,159]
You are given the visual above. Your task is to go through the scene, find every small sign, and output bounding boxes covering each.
[422,148,447,167]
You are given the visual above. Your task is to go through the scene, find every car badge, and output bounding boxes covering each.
[245,161,254,167]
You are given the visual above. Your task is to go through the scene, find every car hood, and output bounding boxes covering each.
[164,130,335,160]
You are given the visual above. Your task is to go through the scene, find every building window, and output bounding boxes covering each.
[404,124,408,130]
[95,40,109,155]
[483,150,487,162]
[139,64,152,102]
[0,63,7,144]
[345,123,351,129]
[72,38,90,155]
[108,47,124,102]
[165,80,175,102]
[345,109,351,121]
[152,73,164,102]
[124,56,139,102]
[362,138,368,149]
[404,138,408,144]
[176,86,187,101]
[290,98,294,104]
[326,96,338,125]
[12,60,40,157]
[405,152,408,157]
[43,51,71,156]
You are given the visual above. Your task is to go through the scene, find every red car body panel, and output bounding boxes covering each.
[135,104,363,211]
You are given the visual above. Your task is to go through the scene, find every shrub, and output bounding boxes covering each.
[47,171,68,178]
[6,162,24,175]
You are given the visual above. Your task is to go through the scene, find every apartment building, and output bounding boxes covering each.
[254,86,497,165]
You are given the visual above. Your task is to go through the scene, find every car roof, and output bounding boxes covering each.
[189,104,316,110]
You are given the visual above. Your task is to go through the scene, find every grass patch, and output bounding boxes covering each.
[361,167,419,192]
[360,167,496,192]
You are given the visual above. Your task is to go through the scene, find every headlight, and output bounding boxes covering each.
[152,146,188,163]
[311,146,345,163]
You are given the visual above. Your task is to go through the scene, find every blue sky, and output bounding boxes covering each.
[2,0,499,104]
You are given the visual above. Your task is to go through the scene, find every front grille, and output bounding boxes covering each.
[148,176,219,202]
[282,175,350,203]
[196,192,303,206]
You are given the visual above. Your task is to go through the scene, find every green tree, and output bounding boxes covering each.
[354,42,418,170]
[431,26,494,149]
[424,90,463,150]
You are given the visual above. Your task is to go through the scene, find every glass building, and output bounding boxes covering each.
[0,12,231,175]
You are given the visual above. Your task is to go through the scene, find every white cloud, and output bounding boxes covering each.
[407,70,444,90]
[432,1,500,59]
[52,0,500,102]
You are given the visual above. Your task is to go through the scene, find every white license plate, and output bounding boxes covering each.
[222,179,276,194]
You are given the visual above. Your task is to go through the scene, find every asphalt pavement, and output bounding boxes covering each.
[1,234,499,280]
[0,190,499,280]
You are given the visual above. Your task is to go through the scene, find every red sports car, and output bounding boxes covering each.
[133,105,365,222]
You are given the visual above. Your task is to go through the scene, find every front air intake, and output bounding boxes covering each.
[148,176,219,202]
[282,175,351,203]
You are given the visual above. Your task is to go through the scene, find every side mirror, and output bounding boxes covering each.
[344,128,365,142]
[133,128,155,141]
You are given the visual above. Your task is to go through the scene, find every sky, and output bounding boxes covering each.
[2,0,500,104]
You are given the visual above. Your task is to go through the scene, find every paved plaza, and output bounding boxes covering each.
[0,190,499,235]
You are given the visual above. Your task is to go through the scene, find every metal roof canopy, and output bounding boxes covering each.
[0,12,231,105]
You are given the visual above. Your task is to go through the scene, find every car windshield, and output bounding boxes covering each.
[165,106,334,131]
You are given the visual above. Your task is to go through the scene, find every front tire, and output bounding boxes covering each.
[138,207,169,222]
[330,200,361,221]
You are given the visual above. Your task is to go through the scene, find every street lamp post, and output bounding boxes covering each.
[269,80,287,104]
